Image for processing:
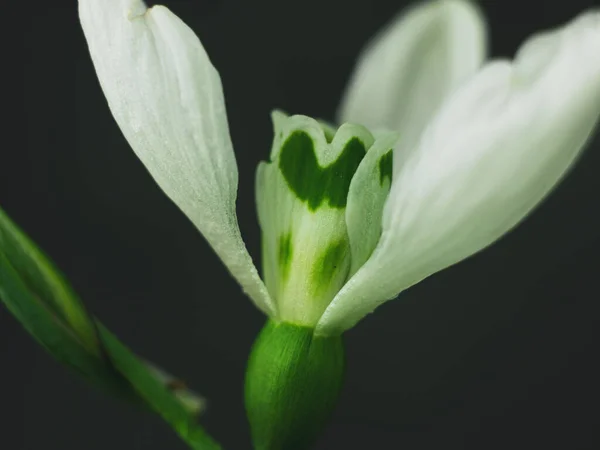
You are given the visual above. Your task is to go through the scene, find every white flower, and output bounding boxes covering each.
[79,0,600,336]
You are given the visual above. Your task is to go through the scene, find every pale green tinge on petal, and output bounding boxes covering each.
[338,0,487,173]
[345,132,399,276]
[78,0,275,317]
[317,10,600,336]
[256,114,374,326]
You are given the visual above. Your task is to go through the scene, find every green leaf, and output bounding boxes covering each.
[0,207,124,392]
[98,325,220,449]
[144,360,206,417]
[0,206,220,449]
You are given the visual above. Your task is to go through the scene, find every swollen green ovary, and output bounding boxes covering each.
[245,320,345,450]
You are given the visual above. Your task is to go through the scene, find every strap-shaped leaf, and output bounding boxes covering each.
[0,206,220,449]
[0,207,122,391]
[98,325,220,449]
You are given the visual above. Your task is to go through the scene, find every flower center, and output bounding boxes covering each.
[255,112,381,326]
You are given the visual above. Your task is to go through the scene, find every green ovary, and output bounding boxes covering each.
[245,320,344,450]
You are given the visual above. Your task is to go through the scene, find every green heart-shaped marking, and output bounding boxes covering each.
[278,131,366,211]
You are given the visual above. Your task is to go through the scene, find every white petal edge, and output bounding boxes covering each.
[317,10,600,336]
[78,0,275,316]
[337,0,487,174]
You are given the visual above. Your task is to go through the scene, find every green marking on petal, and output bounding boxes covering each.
[278,131,366,211]
[378,149,393,186]
[278,233,293,281]
[311,239,348,293]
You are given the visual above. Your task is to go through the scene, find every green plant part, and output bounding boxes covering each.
[278,131,367,210]
[245,321,344,450]
[5,0,596,449]
[0,206,218,449]
[378,150,393,186]
[278,233,293,282]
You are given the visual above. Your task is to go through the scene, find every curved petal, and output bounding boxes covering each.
[337,0,487,171]
[78,0,275,316]
[345,132,399,276]
[318,10,600,335]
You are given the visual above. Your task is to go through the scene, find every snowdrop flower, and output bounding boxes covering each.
[79,0,600,335]
[79,0,599,447]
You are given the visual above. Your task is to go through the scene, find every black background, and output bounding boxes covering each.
[3,0,600,448]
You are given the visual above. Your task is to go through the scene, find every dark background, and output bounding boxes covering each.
[3,0,599,448]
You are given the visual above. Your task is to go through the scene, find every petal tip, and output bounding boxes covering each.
[127,2,148,20]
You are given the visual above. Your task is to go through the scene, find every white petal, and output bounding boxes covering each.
[337,0,487,169]
[345,132,399,276]
[317,10,600,335]
[78,0,275,316]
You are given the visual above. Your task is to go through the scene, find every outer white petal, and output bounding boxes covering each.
[337,0,487,171]
[78,0,275,316]
[318,10,600,335]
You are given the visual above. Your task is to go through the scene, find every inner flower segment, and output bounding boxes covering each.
[256,112,393,326]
